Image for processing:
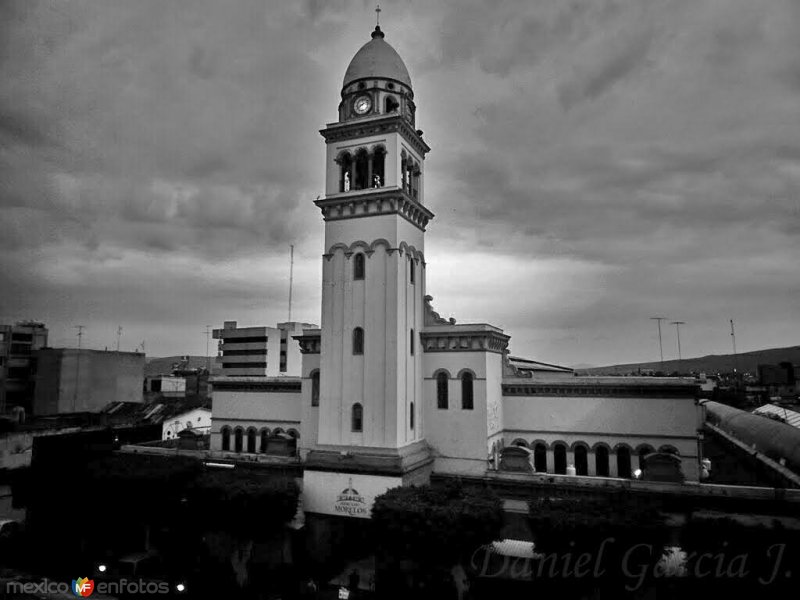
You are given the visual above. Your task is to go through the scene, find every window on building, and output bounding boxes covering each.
[409,259,415,284]
[221,427,231,451]
[595,446,610,477]
[385,95,399,113]
[617,446,632,478]
[311,370,320,407]
[436,372,448,409]
[410,329,415,355]
[637,445,654,471]
[372,146,386,187]
[461,372,474,410]
[353,327,364,355]
[553,443,567,475]
[260,428,269,453]
[355,148,369,190]
[247,428,257,453]
[533,443,547,473]
[354,253,365,280]
[338,152,353,192]
[410,402,415,430]
[352,403,363,432]
[574,445,589,476]
[234,427,244,453]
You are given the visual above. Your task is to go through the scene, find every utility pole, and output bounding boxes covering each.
[74,325,85,413]
[649,317,666,371]
[288,244,295,322]
[671,321,686,363]
[730,319,738,376]
[116,325,122,352]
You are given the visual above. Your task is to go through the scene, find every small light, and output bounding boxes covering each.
[176,583,186,593]
[98,564,107,573]
[633,469,642,479]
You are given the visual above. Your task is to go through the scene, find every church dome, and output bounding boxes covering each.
[342,26,412,89]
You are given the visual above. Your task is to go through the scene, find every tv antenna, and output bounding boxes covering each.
[116,325,123,352]
[288,244,294,322]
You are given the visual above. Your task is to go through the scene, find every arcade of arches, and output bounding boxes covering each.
[503,439,681,478]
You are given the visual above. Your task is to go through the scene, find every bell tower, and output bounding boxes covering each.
[306,24,434,482]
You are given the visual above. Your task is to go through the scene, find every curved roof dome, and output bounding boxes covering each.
[342,26,412,89]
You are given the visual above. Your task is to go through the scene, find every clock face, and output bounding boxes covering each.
[353,95,372,115]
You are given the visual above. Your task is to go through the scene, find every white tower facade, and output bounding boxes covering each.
[315,26,433,452]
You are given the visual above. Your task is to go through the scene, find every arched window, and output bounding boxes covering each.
[372,146,385,187]
[410,329,415,355]
[351,403,363,432]
[221,426,231,451]
[354,148,369,190]
[512,439,529,448]
[637,445,654,471]
[436,372,449,409]
[287,429,299,439]
[553,443,567,475]
[617,446,632,478]
[385,95,399,113]
[353,327,364,355]
[409,259,415,284]
[273,427,284,435]
[410,402,414,430]
[260,428,269,453]
[595,446,610,477]
[533,443,547,473]
[354,253,365,280]
[461,372,474,410]
[574,445,589,476]
[234,427,244,453]
[311,370,320,407]
[338,152,353,192]
[411,163,420,199]
[247,427,257,453]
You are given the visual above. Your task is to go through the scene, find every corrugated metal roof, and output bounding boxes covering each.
[753,404,800,429]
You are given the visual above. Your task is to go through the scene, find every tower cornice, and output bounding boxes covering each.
[321,114,430,157]
[315,188,434,232]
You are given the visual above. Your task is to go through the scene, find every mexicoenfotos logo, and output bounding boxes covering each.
[72,576,95,597]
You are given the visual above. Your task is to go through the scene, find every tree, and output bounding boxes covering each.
[371,481,504,598]
[528,494,669,595]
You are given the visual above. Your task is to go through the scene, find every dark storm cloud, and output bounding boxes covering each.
[1,0,798,363]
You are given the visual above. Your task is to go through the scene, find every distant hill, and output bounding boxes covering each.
[578,346,800,376]
[145,355,221,377]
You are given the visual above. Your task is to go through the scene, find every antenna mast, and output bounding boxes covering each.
[73,325,85,412]
[288,244,294,322]
[116,325,122,352]
[730,319,738,373]
[671,321,686,363]
[649,317,666,371]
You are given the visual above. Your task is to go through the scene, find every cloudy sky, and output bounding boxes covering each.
[1,0,798,366]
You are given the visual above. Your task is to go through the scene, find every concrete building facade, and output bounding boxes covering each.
[33,349,145,415]
[213,321,315,377]
[0,321,48,416]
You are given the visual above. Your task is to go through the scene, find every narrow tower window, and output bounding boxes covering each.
[436,372,449,409]
[410,329,415,355]
[385,95,399,113]
[338,152,353,192]
[461,372,474,410]
[409,259,415,284]
[311,370,320,407]
[354,253,365,280]
[410,402,415,430]
[353,327,364,355]
[352,403,363,432]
